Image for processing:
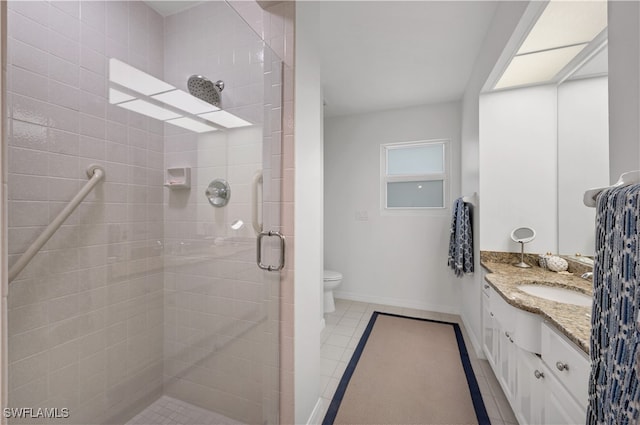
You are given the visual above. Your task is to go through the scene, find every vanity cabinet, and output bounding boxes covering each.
[515,350,544,425]
[481,283,590,425]
[482,282,498,368]
[540,322,590,424]
[541,362,586,425]
[497,324,517,400]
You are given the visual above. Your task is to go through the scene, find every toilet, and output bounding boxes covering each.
[323,270,343,313]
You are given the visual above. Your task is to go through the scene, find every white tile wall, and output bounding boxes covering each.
[7,1,165,424]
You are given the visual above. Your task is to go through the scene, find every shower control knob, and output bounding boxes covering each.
[556,361,569,371]
[534,370,544,379]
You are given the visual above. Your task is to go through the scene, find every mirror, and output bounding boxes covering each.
[511,227,536,268]
[511,227,536,243]
[557,48,608,257]
[478,1,608,259]
[205,179,231,207]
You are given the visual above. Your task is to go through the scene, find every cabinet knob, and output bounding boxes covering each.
[534,370,545,379]
[490,312,494,317]
[556,361,569,372]
[484,284,490,289]
[505,331,510,338]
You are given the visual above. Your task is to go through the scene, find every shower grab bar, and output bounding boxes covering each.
[8,164,106,283]
[252,170,263,235]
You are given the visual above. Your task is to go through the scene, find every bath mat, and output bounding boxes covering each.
[322,312,490,425]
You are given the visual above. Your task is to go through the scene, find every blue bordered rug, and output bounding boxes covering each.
[322,311,491,425]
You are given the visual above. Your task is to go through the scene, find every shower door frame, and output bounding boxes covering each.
[0,1,8,420]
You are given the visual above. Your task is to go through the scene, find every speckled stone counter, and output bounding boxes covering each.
[480,251,592,354]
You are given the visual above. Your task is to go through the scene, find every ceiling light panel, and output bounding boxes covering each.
[117,99,182,121]
[198,110,252,128]
[166,117,218,133]
[109,58,175,95]
[152,89,220,115]
[109,88,135,104]
[495,44,587,89]
[518,0,607,54]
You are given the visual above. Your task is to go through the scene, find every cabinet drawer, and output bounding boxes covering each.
[541,322,590,406]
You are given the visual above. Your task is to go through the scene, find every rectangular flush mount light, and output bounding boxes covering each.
[117,99,182,121]
[109,58,175,95]
[495,44,587,89]
[152,89,220,115]
[517,0,607,54]
[109,88,135,104]
[199,110,252,128]
[493,0,607,90]
[166,117,218,133]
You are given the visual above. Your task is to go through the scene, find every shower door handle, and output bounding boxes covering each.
[257,230,285,271]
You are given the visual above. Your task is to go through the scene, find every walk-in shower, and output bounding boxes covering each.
[5,1,284,424]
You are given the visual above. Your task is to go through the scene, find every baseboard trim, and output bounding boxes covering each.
[461,312,485,359]
[306,397,325,425]
[332,290,460,315]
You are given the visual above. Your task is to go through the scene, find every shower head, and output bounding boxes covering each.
[187,75,225,107]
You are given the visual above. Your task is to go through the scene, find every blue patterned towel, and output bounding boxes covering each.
[587,183,640,425]
[448,198,473,277]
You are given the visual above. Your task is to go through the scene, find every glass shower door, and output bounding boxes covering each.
[5,1,282,424]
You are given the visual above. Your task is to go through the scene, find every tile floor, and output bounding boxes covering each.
[126,396,243,425]
[316,299,518,425]
[127,299,516,425]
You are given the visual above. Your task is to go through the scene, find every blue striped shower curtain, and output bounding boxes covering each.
[588,184,640,424]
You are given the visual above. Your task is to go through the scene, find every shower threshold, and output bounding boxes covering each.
[127,395,245,425]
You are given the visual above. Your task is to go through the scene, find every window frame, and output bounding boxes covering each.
[380,139,450,212]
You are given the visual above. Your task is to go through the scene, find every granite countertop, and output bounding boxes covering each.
[480,252,592,354]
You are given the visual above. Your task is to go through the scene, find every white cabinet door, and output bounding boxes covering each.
[482,288,497,367]
[516,349,544,425]
[498,326,517,401]
[542,363,586,425]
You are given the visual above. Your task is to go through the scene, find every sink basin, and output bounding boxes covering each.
[518,285,592,307]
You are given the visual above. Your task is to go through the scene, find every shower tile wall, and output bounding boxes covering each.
[161,3,281,424]
[6,2,166,423]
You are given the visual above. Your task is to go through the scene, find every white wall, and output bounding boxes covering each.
[608,1,640,183]
[479,85,558,254]
[460,1,529,354]
[294,3,323,423]
[324,102,462,314]
[558,77,609,256]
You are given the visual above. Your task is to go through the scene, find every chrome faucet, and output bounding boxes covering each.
[581,272,594,280]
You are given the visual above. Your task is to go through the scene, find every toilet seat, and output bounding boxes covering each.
[324,270,342,281]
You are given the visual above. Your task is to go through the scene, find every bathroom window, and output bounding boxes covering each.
[381,140,449,210]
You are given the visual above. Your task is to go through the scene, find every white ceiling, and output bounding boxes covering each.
[145,1,500,117]
[304,1,500,117]
[145,1,203,17]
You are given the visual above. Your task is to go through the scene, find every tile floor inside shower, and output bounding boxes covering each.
[126,396,243,425]
[127,299,516,425]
